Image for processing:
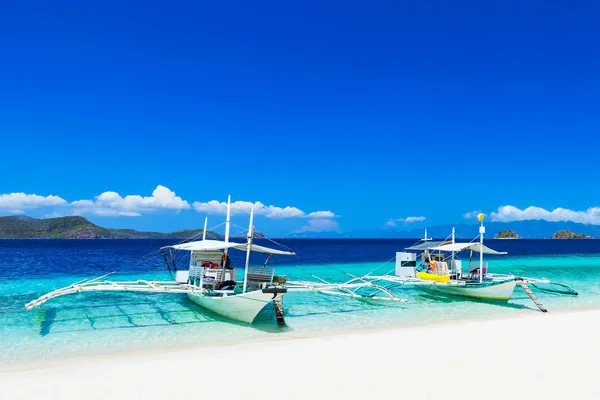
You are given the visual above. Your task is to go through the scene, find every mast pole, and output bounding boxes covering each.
[478,214,485,283]
[451,227,456,278]
[222,195,231,281]
[242,207,255,293]
[224,195,231,245]
[202,217,208,241]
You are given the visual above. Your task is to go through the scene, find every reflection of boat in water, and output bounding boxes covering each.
[362,214,577,309]
[25,196,405,327]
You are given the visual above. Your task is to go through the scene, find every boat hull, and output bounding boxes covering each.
[187,289,283,324]
[423,279,517,301]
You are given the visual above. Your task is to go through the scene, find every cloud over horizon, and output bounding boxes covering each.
[72,185,191,217]
[463,210,484,220]
[192,199,336,219]
[296,218,340,233]
[385,216,426,227]
[0,187,338,228]
[0,193,67,214]
[488,205,600,225]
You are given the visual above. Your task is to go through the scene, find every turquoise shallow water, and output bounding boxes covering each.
[2,251,599,365]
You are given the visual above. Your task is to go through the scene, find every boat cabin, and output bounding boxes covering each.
[167,239,291,294]
[395,240,506,282]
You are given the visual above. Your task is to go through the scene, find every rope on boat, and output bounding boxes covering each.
[229,224,412,301]
[514,276,578,296]
[248,227,401,281]
[467,252,580,298]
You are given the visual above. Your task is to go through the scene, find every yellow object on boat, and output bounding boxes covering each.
[416,271,450,283]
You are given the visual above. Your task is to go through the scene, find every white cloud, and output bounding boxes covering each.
[298,219,340,233]
[72,185,190,217]
[0,193,67,214]
[193,200,336,219]
[306,210,336,218]
[44,212,64,218]
[0,187,339,223]
[489,205,600,225]
[5,209,26,215]
[385,216,426,227]
[463,211,484,219]
[262,205,306,218]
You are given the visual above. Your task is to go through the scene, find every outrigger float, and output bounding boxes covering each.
[25,196,404,327]
[360,214,578,312]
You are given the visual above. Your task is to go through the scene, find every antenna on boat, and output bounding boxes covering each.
[478,214,485,283]
[202,217,208,241]
[242,207,255,293]
[422,228,432,241]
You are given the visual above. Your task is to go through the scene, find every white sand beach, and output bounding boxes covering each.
[2,309,599,400]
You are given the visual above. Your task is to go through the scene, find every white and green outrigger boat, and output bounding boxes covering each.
[363,214,577,310]
[25,196,404,326]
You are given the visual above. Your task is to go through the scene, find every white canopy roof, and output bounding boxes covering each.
[247,243,295,255]
[429,242,507,255]
[164,239,295,256]
[167,240,240,252]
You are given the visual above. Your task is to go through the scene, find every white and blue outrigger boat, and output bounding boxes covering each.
[25,196,405,326]
[24,208,576,325]
[361,214,578,311]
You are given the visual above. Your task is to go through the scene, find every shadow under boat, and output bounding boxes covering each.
[31,293,285,337]
[416,292,535,311]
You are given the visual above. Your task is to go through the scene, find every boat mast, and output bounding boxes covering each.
[224,195,231,244]
[242,207,255,293]
[222,195,231,280]
[198,216,208,288]
[451,227,455,278]
[478,214,485,283]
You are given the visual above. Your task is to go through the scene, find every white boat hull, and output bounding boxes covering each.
[187,289,283,324]
[423,279,517,301]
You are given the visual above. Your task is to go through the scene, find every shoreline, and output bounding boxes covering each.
[2,308,599,399]
[3,304,598,373]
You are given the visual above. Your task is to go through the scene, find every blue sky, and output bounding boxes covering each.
[1,1,599,236]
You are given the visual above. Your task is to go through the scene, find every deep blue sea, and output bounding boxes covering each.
[2,238,600,365]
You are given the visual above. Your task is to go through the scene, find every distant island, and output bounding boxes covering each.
[551,230,589,239]
[0,216,265,239]
[494,230,520,239]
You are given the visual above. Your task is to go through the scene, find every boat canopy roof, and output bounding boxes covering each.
[163,239,295,256]
[428,242,507,255]
[405,240,449,251]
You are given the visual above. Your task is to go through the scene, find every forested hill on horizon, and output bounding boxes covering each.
[287,220,600,239]
[0,215,598,240]
[0,216,227,239]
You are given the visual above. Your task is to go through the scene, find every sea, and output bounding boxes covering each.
[1,238,600,365]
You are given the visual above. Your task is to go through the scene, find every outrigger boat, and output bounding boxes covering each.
[363,214,578,310]
[25,196,404,326]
